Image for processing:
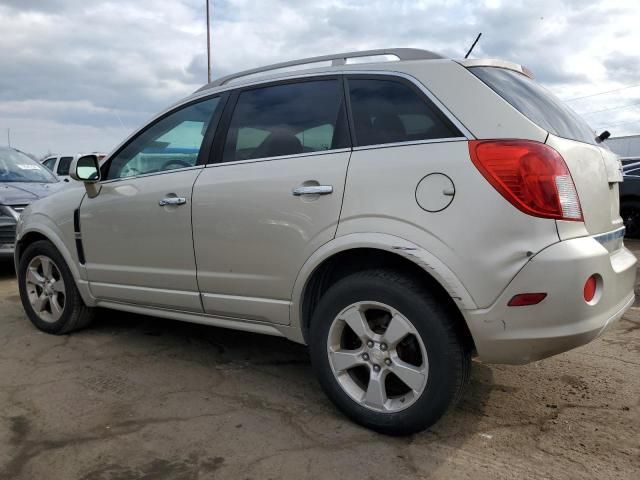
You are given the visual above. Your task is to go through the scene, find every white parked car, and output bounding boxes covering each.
[15,49,636,434]
[42,153,106,181]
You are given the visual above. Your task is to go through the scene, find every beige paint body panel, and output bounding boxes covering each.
[396,61,549,142]
[338,140,560,308]
[79,169,203,311]
[464,237,636,363]
[192,151,351,324]
[546,134,624,239]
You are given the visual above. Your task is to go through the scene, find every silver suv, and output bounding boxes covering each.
[15,49,636,434]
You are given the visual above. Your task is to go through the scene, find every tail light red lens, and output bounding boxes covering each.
[468,140,583,221]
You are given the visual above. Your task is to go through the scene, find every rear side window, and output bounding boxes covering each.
[223,80,348,162]
[347,78,461,147]
[470,67,596,145]
[57,156,73,175]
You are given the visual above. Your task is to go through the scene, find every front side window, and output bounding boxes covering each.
[57,156,73,175]
[223,79,348,162]
[42,158,56,170]
[105,97,220,180]
[348,78,461,147]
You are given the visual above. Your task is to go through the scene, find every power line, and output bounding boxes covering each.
[580,101,640,116]
[565,84,640,102]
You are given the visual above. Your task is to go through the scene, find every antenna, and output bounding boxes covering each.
[206,0,212,83]
[465,33,482,59]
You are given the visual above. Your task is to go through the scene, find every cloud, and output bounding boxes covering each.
[0,0,639,156]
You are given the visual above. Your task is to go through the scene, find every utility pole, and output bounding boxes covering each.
[206,0,212,83]
[6,128,10,148]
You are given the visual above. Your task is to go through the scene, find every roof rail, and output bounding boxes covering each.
[198,48,444,91]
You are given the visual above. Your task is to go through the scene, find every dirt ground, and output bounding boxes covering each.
[0,243,639,480]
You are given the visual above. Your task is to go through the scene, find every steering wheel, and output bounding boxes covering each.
[161,159,192,171]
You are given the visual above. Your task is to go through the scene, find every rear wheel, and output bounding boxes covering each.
[309,269,470,435]
[621,200,640,238]
[18,240,94,334]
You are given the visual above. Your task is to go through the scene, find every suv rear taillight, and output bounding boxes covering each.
[469,140,583,221]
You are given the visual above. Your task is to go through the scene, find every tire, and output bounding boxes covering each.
[309,269,471,435]
[621,200,640,238]
[18,240,94,334]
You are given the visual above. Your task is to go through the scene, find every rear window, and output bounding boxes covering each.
[470,67,596,145]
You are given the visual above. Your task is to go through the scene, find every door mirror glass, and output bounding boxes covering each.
[71,155,101,182]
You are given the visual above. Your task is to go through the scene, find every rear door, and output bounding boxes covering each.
[192,77,351,324]
[469,66,624,238]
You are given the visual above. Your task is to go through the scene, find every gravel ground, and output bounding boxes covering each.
[0,243,638,480]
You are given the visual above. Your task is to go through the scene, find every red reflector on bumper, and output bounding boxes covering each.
[508,293,547,307]
[584,275,597,302]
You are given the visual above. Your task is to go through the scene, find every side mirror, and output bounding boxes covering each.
[70,155,101,182]
[70,155,101,198]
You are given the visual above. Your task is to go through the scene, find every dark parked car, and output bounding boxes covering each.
[0,147,65,256]
[620,161,640,238]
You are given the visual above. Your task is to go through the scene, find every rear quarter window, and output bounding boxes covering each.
[347,77,461,147]
[470,66,596,146]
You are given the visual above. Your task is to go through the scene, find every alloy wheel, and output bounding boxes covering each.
[25,255,66,323]
[327,301,428,413]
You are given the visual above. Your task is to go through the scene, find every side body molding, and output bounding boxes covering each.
[287,232,477,344]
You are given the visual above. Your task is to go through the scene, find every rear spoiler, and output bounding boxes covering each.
[456,59,534,79]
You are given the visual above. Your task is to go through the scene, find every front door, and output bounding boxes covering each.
[192,78,351,324]
[80,96,222,311]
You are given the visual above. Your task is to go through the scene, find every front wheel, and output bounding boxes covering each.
[18,240,94,334]
[309,269,470,435]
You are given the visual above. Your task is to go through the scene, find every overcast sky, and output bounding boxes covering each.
[1,0,639,157]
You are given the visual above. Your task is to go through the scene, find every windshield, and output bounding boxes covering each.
[0,149,58,183]
[470,66,597,146]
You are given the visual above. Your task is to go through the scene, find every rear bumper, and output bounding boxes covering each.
[464,235,637,364]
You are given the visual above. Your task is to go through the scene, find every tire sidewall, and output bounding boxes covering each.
[18,240,78,334]
[309,271,460,435]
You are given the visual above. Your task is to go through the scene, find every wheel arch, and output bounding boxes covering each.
[15,220,95,306]
[290,233,476,351]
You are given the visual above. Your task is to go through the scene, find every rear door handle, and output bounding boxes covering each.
[292,185,333,196]
[159,197,187,206]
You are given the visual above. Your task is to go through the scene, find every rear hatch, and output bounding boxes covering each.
[468,65,624,239]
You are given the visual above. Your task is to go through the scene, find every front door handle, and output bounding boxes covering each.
[292,185,333,196]
[159,197,187,206]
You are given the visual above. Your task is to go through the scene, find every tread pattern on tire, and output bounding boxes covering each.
[347,269,471,405]
[309,267,472,435]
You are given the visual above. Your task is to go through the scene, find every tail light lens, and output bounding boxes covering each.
[468,140,583,221]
